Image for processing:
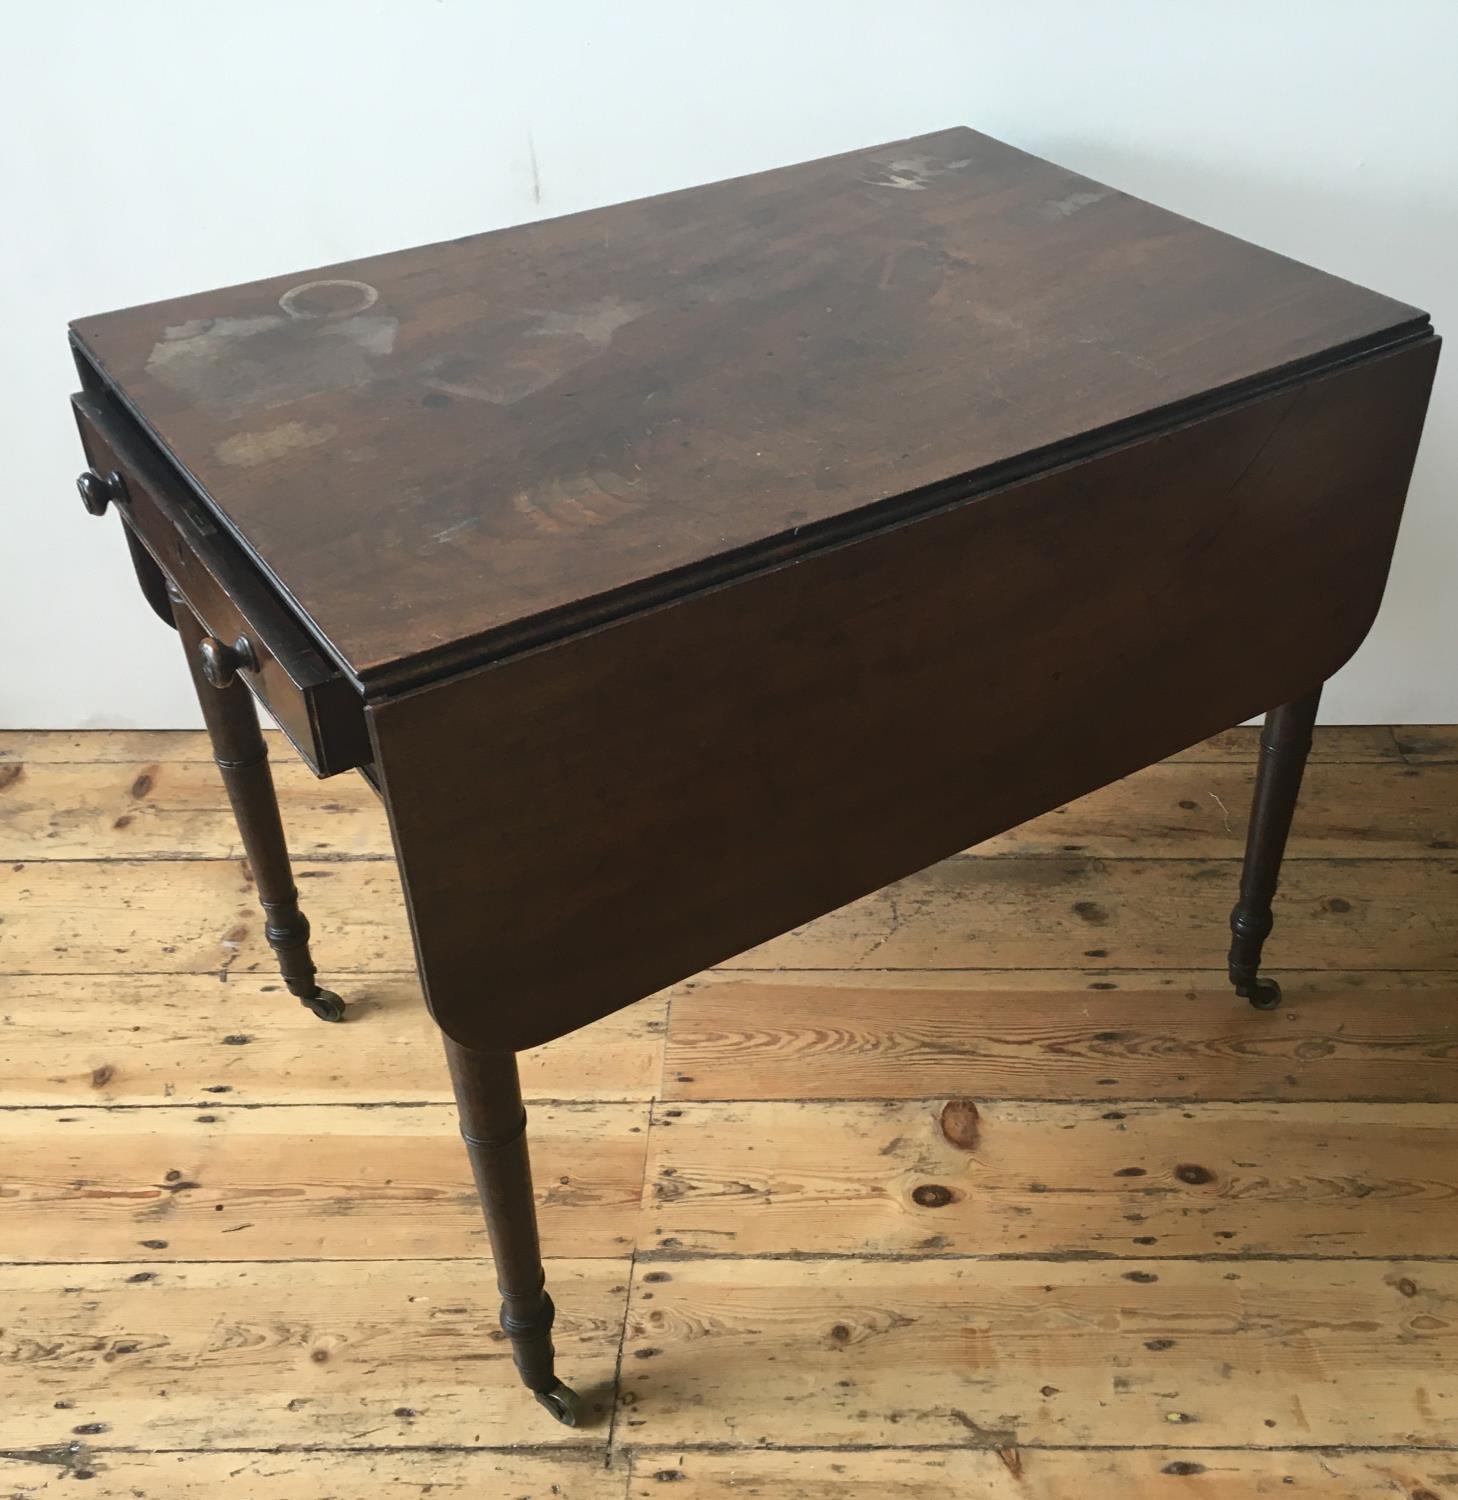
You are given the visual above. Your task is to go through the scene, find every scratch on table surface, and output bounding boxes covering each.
[1223,392,1304,499]
[429,517,481,547]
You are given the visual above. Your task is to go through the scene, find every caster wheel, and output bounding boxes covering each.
[534,1380,584,1426]
[1238,977,1282,1011]
[301,988,346,1022]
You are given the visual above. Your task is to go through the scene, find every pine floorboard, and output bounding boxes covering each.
[2,727,1457,1497]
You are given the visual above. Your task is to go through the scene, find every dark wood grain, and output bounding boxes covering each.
[70,127,1427,688]
[370,338,1438,1052]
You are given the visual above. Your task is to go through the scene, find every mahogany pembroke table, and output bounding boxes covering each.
[67,128,1439,1426]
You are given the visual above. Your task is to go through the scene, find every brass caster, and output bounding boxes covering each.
[301,988,346,1022]
[1237,977,1282,1011]
[534,1380,584,1426]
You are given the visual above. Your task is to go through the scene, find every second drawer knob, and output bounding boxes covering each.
[76,468,127,516]
[198,634,260,689]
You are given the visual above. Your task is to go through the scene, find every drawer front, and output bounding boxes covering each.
[72,392,369,775]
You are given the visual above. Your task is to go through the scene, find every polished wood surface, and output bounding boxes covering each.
[71,127,1426,686]
[5,728,1458,1495]
[373,339,1437,1051]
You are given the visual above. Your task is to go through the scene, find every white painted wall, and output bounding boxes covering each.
[4,1,1455,727]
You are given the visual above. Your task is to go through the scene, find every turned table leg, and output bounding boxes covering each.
[171,591,344,1021]
[1228,687,1323,1010]
[443,1036,583,1426]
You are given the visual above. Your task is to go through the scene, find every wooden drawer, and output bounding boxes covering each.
[72,391,369,775]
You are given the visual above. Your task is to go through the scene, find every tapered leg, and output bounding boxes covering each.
[1228,687,1323,1010]
[443,1037,584,1425]
[171,593,344,1021]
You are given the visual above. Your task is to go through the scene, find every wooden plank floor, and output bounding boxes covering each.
[2,725,1458,1497]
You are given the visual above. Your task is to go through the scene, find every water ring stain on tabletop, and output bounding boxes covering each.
[145,280,397,420]
[278,279,379,319]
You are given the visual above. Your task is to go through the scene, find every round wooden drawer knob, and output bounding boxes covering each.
[76,468,127,516]
[198,634,259,689]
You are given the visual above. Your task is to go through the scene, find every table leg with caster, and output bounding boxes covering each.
[171,589,345,1021]
[443,1036,584,1426]
[1228,686,1323,1009]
